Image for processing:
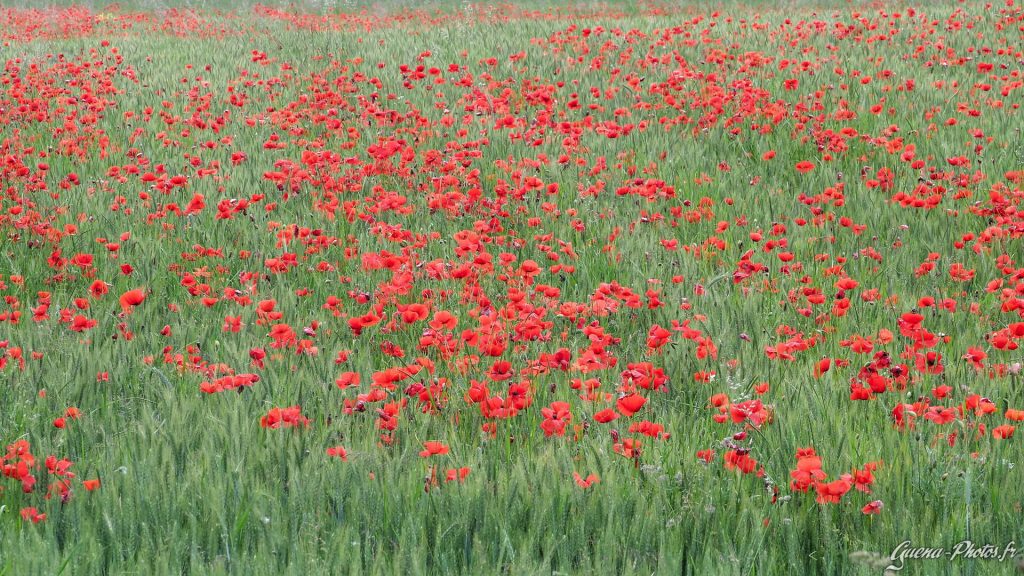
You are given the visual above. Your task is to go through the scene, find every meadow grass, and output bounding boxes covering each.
[0,1,1022,574]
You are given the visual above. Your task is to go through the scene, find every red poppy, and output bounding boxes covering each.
[613,438,642,459]
[616,394,647,417]
[445,467,471,483]
[861,500,883,515]
[795,161,815,173]
[335,372,361,389]
[419,441,450,458]
[814,476,853,504]
[119,288,146,312]
[993,425,1015,440]
[540,401,572,437]
[20,507,46,523]
[260,406,310,429]
[814,357,831,378]
[326,446,349,461]
[723,450,758,474]
[487,360,514,382]
[573,472,599,489]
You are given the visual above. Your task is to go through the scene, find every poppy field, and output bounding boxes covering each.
[1,1,1023,574]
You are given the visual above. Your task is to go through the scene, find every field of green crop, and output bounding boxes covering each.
[1,1,1022,574]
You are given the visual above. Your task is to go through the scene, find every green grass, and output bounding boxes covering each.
[1,1,1023,574]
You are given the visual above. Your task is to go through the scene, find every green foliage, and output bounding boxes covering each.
[0,1,1022,575]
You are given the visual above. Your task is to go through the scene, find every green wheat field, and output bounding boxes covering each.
[1,1,1023,574]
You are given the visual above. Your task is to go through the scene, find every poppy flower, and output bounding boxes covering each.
[487,360,514,382]
[915,351,944,375]
[119,288,146,313]
[814,357,831,378]
[613,438,642,459]
[429,311,458,330]
[616,394,646,417]
[795,161,815,173]
[723,450,758,474]
[20,507,46,523]
[861,500,884,515]
[260,406,310,429]
[335,372,361,389]
[963,347,986,371]
[540,401,572,437]
[419,441,450,458]
[88,280,110,299]
[573,472,599,488]
[628,420,669,440]
[326,446,349,461]
[790,450,826,492]
[445,467,471,483]
[814,476,853,504]
[993,425,1015,440]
